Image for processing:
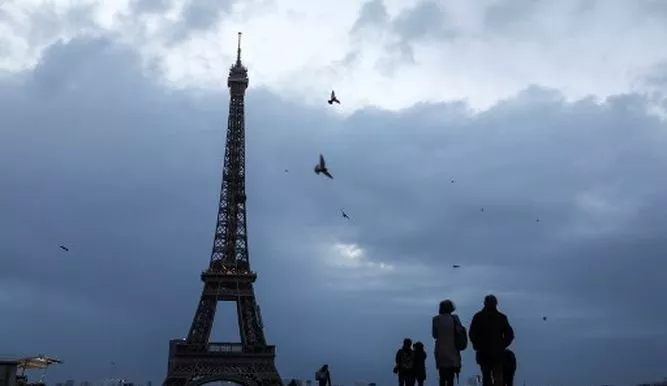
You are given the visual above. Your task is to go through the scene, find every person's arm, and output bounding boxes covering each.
[393,349,401,374]
[326,372,332,386]
[432,316,438,339]
[468,313,479,350]
[503,315,515,348]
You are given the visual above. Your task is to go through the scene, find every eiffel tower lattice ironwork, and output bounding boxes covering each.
[163,33,283,386]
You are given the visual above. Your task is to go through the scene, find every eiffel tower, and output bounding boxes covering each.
[163,33,283,386]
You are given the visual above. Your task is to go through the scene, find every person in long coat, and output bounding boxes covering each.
[432,299,462,386]
[469,295,514,386]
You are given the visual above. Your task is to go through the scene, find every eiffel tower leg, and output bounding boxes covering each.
[238,295,266,347]
[187,294,217,344]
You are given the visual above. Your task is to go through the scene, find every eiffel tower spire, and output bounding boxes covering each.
[228,32,248,90]
[236,31,242,66]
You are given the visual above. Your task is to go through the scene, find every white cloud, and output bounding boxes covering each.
[2,0,667,113]
[328,242,394,271]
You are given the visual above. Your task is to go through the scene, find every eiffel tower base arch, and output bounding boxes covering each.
[164,340,283,386]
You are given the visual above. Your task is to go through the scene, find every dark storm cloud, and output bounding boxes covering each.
[351,0,456,40]
[1,37,667,386]
[0,3,98,48]
[130,0,175,13]
[180,0,234,31]
[128,0,237,43]
[0,38,382,383]
[130,0,236,25]
[391,1,458,43]
[482,0,551,35]
[349,0,457,65]
[644,61,667,88]
[350,0,389,33]
[322,88,667,329]
[638,0,667,19]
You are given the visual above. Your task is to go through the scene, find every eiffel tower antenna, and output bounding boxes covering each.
[236,32,242,65]
[163,33,283,386]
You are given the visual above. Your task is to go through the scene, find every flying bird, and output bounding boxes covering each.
[314,154,333,179]
[59,245,69,252]
[452,264,460,268]
[542,316,547,321]
[536,218,540,222]
[341,209,350,219]
[284,169,289,173]
[328,90,340,105]
[450,179,455,183]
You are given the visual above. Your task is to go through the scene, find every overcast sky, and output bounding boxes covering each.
[1,1,667,385]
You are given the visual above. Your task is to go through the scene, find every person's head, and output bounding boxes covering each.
[484,294,498,309]
[413,341,424,352]
[320,364,328,372]
[402,338,412,348]
[439,299,455,314]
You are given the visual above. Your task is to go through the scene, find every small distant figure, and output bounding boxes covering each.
[413,341,427,386]
[328,90,340,105]
[287,380,298,386]
[542,316,547,321]
[452,264,460,269]
[536,218,540,222]
[469,295,515,386]
[480,208,484,212]
[315,364,331,386]
[503,349,516,386]
[450,179,455,183]
[341,209,350,219]
[394,338,415,386]
[433,299,467,386]
[59,245,69,252]
[284,169,289,173]
[314,154,334,179]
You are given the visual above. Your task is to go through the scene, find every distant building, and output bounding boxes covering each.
[634,380,667,386]
[98,378,124,386]
[0,358,19,386]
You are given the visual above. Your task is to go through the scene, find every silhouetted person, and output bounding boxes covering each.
[394,338,415,386]
[412,341,427,386]
[315,364,331,386]
[432,299,466,386]
[469,295,515,386]
[503,349,516,386]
